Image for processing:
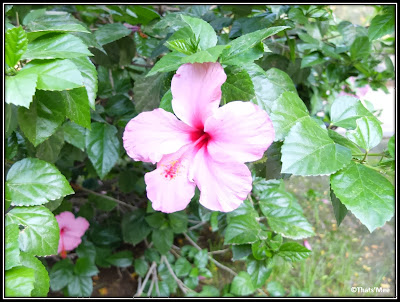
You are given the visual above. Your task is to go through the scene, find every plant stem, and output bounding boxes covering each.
[161,255,192,294]
[353,153,386,157]
[361,151,368,163]
[183,232,237,276]
[16,11,19,27]
[153,268,160,296]
[78,186,137,210]
[188,221,207,231]
[208,248,230,255]
[135,261,157,297]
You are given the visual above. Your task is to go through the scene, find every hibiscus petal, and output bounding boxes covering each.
[205,101,275,163]
[190,147,253,212]
[59,233,82,252]
[123,108,194,164]
[67,217,89,238]
[171,62,227,129]
[145,146,196,213]
[56,211,76,229]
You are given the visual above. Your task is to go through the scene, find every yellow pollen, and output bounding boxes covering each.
[160,159,181,180]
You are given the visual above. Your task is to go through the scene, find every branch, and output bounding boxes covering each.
[208,248,230,255]
[183,233,237,276]
[153,268,160,297]
[188,221,207,231]
[77,186,137,210]
[135,261,157,297]
[160,255,193,295]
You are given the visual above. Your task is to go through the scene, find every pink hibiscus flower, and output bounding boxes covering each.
[303,240,312,251]
[55,211,89,258]
[123,62,275,213]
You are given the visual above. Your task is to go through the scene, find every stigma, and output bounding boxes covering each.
[161,159,181,180]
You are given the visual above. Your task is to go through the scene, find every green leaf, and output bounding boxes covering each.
[22,9,46,26]
[231,244,252,261]
[152,228,173,255]
[268,234,283,251]
[388,135,395,158]
[270,91,309,141]
[174,257,192,277]
[5,224,21,270]
[221,66,255,103]
[122,209,152,245]
[19,252,50,297]
[230,271,255,296]
[49,259,74,291]
[368,13,395,41]
[220,26,289,65]
[21,59,84,91]
[44,197,64,212]
[301,52,325,68]
[160,89,173,113]
[246,257,272,288]
[66,275,93,297]
[89,194,117,212]
[106,251,133,267]
[25,11,89,34]
[194,249,208,268]
[53,87,91,129]
[36,129,65,163]
[281,118,352,175]
[223,41,265,66]
[6,206,60,256]
[104,94,135,117]
[330,95,375,129]
[22,33,92,60]
[346,116,382,151]
[147,51,186,77]
[277,242,311,262]
[251,240,269,260]
[181,45,227,64]
[134,258,149,278]
[168,211,188,233]
[350,36,371,61]
[85,122,120,179]
[6,103,18,137]
[76,241,97,262]
[63,122,86,151]
[74,257,99,276]
[145,248,161,264]
[258,184,314,240]
[327,129,361,155]
[6,26,28,67]
[134,72,168,113]
[330,161,394,232]
[187,285,220,297]
[145,212,167,228]
[5,266,35,297]
[6,158,74,206]
[266,281,285,297]
[165,26,198,54]
[224,215,262,245]
[244,64,296,114]
[330,186,348,226]
[70,57,98,109]
[5,72,38,108]
[18,90,65,146]
[94,23,131,45]
[181,14,218,50]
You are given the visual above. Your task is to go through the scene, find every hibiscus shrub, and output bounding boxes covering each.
[5,4,395,297]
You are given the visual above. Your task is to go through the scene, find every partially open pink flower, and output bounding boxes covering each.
[55,211,89,258]
[303,240,312,250]
[123,62,275,213]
